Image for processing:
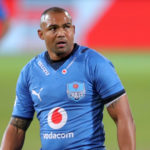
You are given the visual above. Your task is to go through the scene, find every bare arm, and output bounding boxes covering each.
[0,117,32,150]
[107,94,136,150]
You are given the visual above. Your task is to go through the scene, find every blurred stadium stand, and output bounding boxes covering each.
[0,0,150,54]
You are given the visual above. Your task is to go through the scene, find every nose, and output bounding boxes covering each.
[56,27,65,37]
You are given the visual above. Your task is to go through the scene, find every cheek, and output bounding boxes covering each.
[67,31,75,41]
[45,34,54,43]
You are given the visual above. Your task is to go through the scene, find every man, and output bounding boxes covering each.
[0,7,136,150]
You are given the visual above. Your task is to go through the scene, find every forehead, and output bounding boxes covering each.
[41,12,72,27]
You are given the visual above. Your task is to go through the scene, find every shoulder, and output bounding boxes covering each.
[20,51,46,75]
[78,45,112,67]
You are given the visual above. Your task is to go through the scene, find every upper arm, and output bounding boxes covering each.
[12,65,34,119]
[0,117,32,150]
[107,94,133,123]
[90,53,125,103]
[10,116,32,131]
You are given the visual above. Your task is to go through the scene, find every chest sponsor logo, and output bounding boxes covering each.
[44,107,74,140]
[67,82,85,101]
[47,107,67,129]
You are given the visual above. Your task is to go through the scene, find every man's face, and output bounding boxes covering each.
[38,11,75,60]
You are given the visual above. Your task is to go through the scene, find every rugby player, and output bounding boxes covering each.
[0,7,136,150]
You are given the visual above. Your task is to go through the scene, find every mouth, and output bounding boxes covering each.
[56,41,67,48]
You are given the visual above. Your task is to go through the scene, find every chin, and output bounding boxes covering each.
[56,49,68,56]
[57,47,71,55]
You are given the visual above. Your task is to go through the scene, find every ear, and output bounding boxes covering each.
[38,29,44,40]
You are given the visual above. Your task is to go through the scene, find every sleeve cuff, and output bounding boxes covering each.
[102,89,126,105]
[105,93,126,107]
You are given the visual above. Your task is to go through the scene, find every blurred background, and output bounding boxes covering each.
[0,0,150,150]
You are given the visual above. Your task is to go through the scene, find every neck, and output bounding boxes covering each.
[48,45,75,61]
[48,50,72,61]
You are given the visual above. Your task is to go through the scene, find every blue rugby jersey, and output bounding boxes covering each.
[12,44,125,150]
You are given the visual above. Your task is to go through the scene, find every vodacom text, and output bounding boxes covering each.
[43,132,74,139]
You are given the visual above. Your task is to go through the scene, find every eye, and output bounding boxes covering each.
[50,27,56,31]
[49,25,58,31]
[63,24,71,29]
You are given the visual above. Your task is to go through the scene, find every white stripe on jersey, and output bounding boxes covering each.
[105,93,126,108]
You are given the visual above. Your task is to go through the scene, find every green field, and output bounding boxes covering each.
[0,53,150,150]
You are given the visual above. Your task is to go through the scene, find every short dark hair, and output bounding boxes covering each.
[41,7,67,16]
[40,7,72,27]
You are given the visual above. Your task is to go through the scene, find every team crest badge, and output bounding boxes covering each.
[67,82,85,101]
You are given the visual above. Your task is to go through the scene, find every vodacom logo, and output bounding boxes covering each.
[47,107,68,129]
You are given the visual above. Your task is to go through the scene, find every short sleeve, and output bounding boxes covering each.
[12,65,34,119]
[94,57,125,104]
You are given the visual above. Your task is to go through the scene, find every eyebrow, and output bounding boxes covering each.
[46,22,72,28]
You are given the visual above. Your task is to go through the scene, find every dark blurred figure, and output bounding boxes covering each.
[0,0,10,40]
